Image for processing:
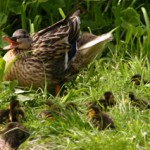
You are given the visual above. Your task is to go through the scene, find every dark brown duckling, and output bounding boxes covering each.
[0,122,30,150]
[99,91,116,109]
[87,105,115,130]
[65,102,78,111]
[129,92,150,109]
[38,100,63,120]
[38,110,54,120]
[131,74,150,85]
[88,91,116,111]
[0,109,9,124]
[0,100,24,123]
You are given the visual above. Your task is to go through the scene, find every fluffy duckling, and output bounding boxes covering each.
[0,100,24,124]
[65,102,78,111]
[0,122,30,150]
[131,74,150,85]
[87,105,115,130]
[129,92,150,109]
[88,91,116,111]
[99,91,116,109]
[38,100,62,120]
[38,110,54,120]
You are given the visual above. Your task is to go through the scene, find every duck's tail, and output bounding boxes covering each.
[71,31,113,70]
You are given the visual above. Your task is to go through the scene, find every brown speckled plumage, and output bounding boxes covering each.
[3,10,112,94]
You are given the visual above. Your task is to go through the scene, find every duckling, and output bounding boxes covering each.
[129,92,150,109]
[87,105,115,130]
[131,74,150,85]
[38,100,62,120]
[9,100,25,122]
[0,109,9,124]
[38,110,54,120]
[65,102,78,111]
[3,10,112,95]
[0,100,24,123]
[88,91,116,111]
[0,122,30,150]
[98,91,116,109]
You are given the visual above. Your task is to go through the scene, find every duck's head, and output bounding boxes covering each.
[3,29,32,50]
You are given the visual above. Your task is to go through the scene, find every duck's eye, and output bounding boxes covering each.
[11,37,17,41]
[14,35,29,39]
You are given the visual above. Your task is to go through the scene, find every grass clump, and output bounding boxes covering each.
[0,55,149,150]
[0,0,150,149]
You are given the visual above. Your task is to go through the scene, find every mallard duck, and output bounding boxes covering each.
[3,10,113,95]
[129,92,150,109]
[87,105,115,130]
[0,122,30,150]
[88,91,116,111]
[0,100,24,123]
[131,74,150,85]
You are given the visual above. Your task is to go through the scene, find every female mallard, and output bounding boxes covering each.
[3,10,112,95]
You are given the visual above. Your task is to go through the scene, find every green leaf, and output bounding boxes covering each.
[0,58,6,81]
[4,56,18,78]
[8,1,22,14]
[58,8,66,19]
[121,7,140,26]
[0,13,7,27]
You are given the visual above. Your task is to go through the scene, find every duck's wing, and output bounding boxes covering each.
[63,31,113,80]
[31,10,80,62]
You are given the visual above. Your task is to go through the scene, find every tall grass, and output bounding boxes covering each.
[0,0,150,59]
[0,0,150,149]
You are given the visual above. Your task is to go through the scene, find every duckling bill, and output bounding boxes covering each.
[0,122,30,150]
[3,10,112,95]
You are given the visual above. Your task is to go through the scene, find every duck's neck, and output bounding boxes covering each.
[12,49,30,55]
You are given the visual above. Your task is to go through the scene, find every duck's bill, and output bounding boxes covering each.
[3,36,18,50]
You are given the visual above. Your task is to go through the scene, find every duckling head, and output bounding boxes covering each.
[131,74,141,85]
[3,29,32,50]
[103,91,115,105]
[129,92,135,100]
[9,100,20,110]
[87,105,101,119]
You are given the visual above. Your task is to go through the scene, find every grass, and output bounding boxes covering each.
[24,57,149,149]
[0,55,150,149]
[0,0,150,149]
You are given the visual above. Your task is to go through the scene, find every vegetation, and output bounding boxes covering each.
[0,0,150,149]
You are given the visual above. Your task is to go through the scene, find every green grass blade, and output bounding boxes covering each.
[58,8,66,19]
